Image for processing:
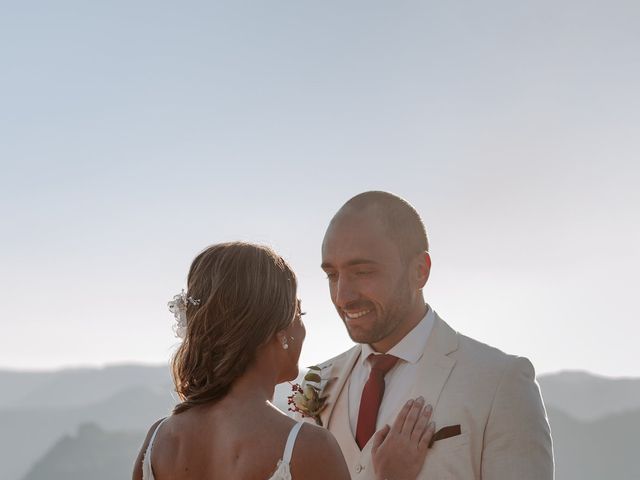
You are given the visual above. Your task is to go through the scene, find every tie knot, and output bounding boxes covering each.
[368,354,398,375]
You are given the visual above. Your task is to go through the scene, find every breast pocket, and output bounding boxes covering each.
[421,433,473,479]
[431,431,469,451]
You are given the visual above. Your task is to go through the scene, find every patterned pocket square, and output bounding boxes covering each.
[428,424,462,448]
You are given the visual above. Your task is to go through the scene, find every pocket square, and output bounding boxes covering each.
[428,424,461,448]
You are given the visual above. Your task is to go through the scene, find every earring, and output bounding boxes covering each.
[282,338,289,350]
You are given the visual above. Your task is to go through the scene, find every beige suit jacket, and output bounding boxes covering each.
[307,314,554,479]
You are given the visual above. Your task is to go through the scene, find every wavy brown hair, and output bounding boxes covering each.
[171,242,298,414]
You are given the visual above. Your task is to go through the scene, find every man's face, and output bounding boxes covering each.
[321,210,415,346]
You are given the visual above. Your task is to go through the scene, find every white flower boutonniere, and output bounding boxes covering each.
[288,364,334,426]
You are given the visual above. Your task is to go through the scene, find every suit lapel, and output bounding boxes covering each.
[320,314,459,427]
[409,314,459,410]
[320,345,362,427]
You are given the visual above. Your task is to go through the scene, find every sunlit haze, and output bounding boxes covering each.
[1,1,638,376]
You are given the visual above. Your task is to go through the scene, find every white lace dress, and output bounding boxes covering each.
[142,419,304,480]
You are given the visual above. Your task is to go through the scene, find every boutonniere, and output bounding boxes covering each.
[288,364,334,426]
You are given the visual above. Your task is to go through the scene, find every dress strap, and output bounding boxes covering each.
[143,417,169,477]
[282,422,304,464]
[149,417,169,452]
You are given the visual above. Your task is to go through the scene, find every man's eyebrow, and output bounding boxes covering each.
[321,259,380,269]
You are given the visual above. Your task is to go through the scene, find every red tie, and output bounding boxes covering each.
[355,353,399,449]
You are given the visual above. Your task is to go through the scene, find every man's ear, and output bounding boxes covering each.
[415,251,431,289]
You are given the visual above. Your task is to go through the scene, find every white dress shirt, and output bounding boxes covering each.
[348,307,436,436]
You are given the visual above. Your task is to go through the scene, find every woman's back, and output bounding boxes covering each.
[136,399,349,480]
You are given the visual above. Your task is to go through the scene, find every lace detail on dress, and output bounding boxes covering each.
[269,459,293,480]
[268,422,303,480]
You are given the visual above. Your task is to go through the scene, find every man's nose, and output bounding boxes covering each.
[334,277,358,308]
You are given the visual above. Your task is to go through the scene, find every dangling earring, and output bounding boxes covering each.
[282,339,289,350]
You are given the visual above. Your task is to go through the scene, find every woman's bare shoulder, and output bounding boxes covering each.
[290,423,350,480]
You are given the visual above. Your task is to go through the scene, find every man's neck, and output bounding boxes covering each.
[371,303,428,353]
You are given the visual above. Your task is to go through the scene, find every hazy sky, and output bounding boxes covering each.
[1,1,638,376]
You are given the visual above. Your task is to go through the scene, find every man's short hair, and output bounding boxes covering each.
[339,191,429,262]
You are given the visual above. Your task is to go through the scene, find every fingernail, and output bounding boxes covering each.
[407,399,414,406]
[416,396,425,404]
[425,404,433,413]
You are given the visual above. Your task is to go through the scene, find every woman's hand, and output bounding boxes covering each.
[371,397,435,480]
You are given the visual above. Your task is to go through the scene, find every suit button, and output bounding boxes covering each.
[355,464,363,473]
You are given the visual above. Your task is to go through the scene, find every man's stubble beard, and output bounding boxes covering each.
[345,275,414,346]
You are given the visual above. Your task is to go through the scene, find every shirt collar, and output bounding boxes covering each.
[360,306,435,366]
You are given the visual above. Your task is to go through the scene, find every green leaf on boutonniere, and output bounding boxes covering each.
[304,372,322,383]
[288,364,335,427]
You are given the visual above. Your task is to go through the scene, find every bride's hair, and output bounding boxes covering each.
[171,242,298,414]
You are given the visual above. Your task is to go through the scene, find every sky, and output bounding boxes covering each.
[1,0,638,376]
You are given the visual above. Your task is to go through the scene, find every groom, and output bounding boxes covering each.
[312,191,554,479]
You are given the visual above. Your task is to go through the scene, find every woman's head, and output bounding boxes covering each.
[171,242,303,413]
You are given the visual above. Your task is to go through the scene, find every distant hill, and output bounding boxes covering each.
[21,423,144,480]
[539,371,640,421]
[0,364,173,409]
[0,384,175,480]
[548,406,640,480]
[0,370,58,409]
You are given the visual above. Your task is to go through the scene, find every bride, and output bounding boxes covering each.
[133,242,434,480]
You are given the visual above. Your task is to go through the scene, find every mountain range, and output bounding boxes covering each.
[1,364,639,480]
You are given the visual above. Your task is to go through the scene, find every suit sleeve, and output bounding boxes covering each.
[481,356,555,479]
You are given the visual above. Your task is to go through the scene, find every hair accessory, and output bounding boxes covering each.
[168,289,201,339]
